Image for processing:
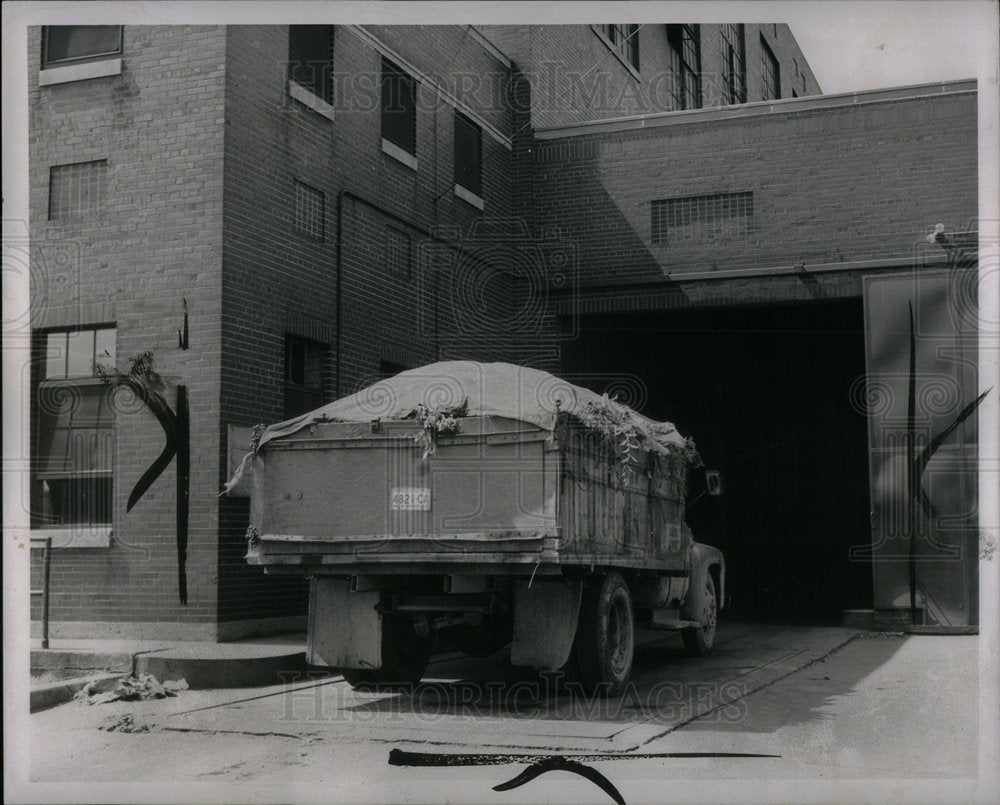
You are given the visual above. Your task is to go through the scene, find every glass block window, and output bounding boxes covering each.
[665,24,701,111]
[48,160,107,220]
[288,25,334,103]
[761,36,780,100]
[381,58,417,156]
[721,23,747,105]
[386,226,412,280]
[651,192,754,244]
[284,335,326,418]
[43,26,122,68]
[454,112,482,197]
[294,180,325,241]
[601,24,640,71]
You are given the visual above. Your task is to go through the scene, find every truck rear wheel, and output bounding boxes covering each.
[341,615,430,690]
[572,572,634,696]
[682,574,717,656]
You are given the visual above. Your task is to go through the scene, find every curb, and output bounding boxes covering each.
[136,650,307,689]
[30,673,123,713]
[31,649,133,676]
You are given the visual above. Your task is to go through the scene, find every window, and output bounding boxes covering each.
[381,58,417,157]
[294,180,325,241]
[379,360,410,380]
[48,160,107,220]
[665,24,701,111]
[288,25,334,104]
[43,26,122,68]
[761,36,780,100]
[453,112,483,199]
[386,226,412,279]
[720,23,747,105]
[600,24,640,72]
[32,326,116,530]
[651,192,754,244]
[284,336,326,418]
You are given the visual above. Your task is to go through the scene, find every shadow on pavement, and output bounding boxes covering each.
[333,625,909,734]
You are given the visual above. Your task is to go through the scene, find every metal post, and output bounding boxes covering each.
[41,537,51,649]
[32,537,52,649]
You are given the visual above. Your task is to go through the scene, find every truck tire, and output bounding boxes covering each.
[682,574,717,656]
[341,615,430,690]
[572,572,634,696]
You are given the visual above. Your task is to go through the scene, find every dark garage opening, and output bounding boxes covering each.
[563,298,872,624]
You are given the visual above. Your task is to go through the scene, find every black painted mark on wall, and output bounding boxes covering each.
[904,301,989,622]
[178,298,189,350]
[98,351,191,604]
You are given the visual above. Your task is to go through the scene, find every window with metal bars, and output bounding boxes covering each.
[48,160,107,220]
[600,24,640,72]
[761,36,780,100]
[32,326,116,528]
[43,26,122,68]
[381,58,417,156]
[721,23,747,105]
[288,25,335,104]
[651,192,754,244]
[665,24,701,110]
[294,180,325,241]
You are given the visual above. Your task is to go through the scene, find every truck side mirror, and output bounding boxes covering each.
[705,470,722,496]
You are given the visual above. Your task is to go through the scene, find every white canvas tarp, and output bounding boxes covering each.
[258,360,686,453]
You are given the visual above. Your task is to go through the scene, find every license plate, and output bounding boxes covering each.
[391,487,431,511]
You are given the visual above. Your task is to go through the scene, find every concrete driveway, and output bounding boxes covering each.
[26,623,986,804]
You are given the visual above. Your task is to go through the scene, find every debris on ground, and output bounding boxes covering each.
[99,713,156,733]
[75,674,189,705]
[859,631,906,639]
[73,676,123,704]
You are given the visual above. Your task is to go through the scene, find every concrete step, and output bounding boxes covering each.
[30,635,308,710]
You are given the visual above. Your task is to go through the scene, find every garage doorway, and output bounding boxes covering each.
[563,298,872,624]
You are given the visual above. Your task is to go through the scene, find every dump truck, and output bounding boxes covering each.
[239,361,724,695]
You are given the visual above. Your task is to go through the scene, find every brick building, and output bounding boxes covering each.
[28,23,979,639]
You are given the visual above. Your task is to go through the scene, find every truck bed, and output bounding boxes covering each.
[247,414,690,575]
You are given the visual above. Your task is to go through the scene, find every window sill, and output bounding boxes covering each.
[381,138,418,171]
[454,184,484,210]
[31,527,112,549]
[39,58,123,86]
[288,81,336,122]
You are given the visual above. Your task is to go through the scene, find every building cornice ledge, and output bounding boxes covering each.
[534,80,978,140]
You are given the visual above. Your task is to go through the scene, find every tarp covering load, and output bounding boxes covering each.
[257,360,688,453]
[223,361,695,496]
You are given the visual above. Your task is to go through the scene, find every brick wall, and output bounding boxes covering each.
[217,25,518,624]
[28,26,227,636]
[30,23,964,637]
[528,85,977,295]
[478,24,821,129]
